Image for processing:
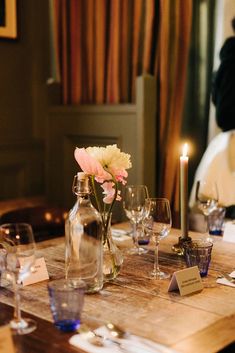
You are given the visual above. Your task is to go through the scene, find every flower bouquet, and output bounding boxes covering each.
[74,144,132,280]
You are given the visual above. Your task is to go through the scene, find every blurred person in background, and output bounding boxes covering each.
[189,18,235,226]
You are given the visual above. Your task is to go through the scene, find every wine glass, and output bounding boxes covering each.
[142,198,172,279]
[195,180,218,242]
[0,246,8,287]
[0,223,37,334]
[123,185,149,254]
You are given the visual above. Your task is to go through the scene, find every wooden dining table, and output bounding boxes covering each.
[1,225,235,353]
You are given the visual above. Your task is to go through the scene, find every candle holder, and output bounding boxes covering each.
[172,235,192,256]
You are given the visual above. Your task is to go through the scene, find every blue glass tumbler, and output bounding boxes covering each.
[48,279,85,332]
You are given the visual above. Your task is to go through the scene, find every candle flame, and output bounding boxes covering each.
[182,143,188,157]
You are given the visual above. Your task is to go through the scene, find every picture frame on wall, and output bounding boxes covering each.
[0,0,17,39]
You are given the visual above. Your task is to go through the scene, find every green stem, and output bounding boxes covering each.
[102,170,118,216]
[90,176,102,214]
[90,171,119,246]
[104,223,118,277]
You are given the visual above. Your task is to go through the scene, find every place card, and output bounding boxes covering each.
[21,257,49,286]
[168,266,203,296]
[0,325,15,353]
[223,221,235,243]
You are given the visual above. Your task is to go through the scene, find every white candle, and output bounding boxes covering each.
[180,143,189,238]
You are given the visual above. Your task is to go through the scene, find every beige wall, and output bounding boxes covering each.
[223,0,235,39]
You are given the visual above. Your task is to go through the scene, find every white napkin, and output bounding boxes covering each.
[216,271,235,287]
[223,222,235,243]
[111,228,131,238]
[111,229,132,248]
[69,326,178,353]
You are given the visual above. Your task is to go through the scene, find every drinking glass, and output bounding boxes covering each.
[0,223,37,335]
[123,185,149,254]
[195,180,218,242]
[48,279,85,332]
[184,239,213,277]
[142,198,172,279]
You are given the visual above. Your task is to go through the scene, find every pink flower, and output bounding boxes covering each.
[112,169,128,185]
[101,182,121,204]
[74,145,131,222]
[101,182,115,204]
[74,148,111,182]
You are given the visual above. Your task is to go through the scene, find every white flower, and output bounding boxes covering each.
[86,144,132,183]
[75,144,132,243]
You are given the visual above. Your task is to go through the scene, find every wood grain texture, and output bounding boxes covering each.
[1,227,235,352]
[0,303,80,353]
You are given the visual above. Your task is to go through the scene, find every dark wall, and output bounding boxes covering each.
[0,0,50,142]
[0,0,50,200]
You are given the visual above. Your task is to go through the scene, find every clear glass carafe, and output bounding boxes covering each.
[65,172,103,293]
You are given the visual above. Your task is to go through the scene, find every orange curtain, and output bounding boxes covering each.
[156,0,192,224]
[50,0,158,104]
[50,0,192,224]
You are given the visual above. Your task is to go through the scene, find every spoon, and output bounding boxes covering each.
[79,326,130,352]
[105,322,128,339]
[78,323,157,353]
[219,272,235,283]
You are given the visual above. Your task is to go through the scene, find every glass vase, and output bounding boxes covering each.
[102,213,123,281]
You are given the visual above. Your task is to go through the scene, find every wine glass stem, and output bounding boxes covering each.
[153,241,160,275]
[13,276,22,323]
[205,215,209,233]
[205,215,213,242]
[131,221,138,248]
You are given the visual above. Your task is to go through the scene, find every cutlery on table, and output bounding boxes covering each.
[75,323,176,353]
[219,272,235,283]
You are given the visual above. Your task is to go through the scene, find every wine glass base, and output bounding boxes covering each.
[0,272,11,288]
[149,270,170,280]
[204,235,214,243]
[10,318,37,335]
[137,247,148,254]
[0,279,10,288]
[125,247,148,255]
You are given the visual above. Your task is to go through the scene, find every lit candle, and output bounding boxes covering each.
[180,143,189,239]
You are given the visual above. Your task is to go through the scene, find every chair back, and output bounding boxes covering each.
[0,206,68,242]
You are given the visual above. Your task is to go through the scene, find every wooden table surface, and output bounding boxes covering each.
[1,226,235,353]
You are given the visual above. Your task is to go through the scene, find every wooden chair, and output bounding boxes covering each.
[0,206,68,242]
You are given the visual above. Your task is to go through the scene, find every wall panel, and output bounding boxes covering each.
[46,76,156,220]
[0,141,44,200]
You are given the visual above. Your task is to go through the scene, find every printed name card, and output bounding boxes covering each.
[21,257,49,286]
[0,325,15,353]
[168,266,203,296]
[223,221,235,243]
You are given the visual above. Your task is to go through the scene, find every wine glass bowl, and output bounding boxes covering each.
[195,180,219,241]
[0,223,37,334]
[142,198,172,279]
[0,246,8,287]
[123,185,149,254]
